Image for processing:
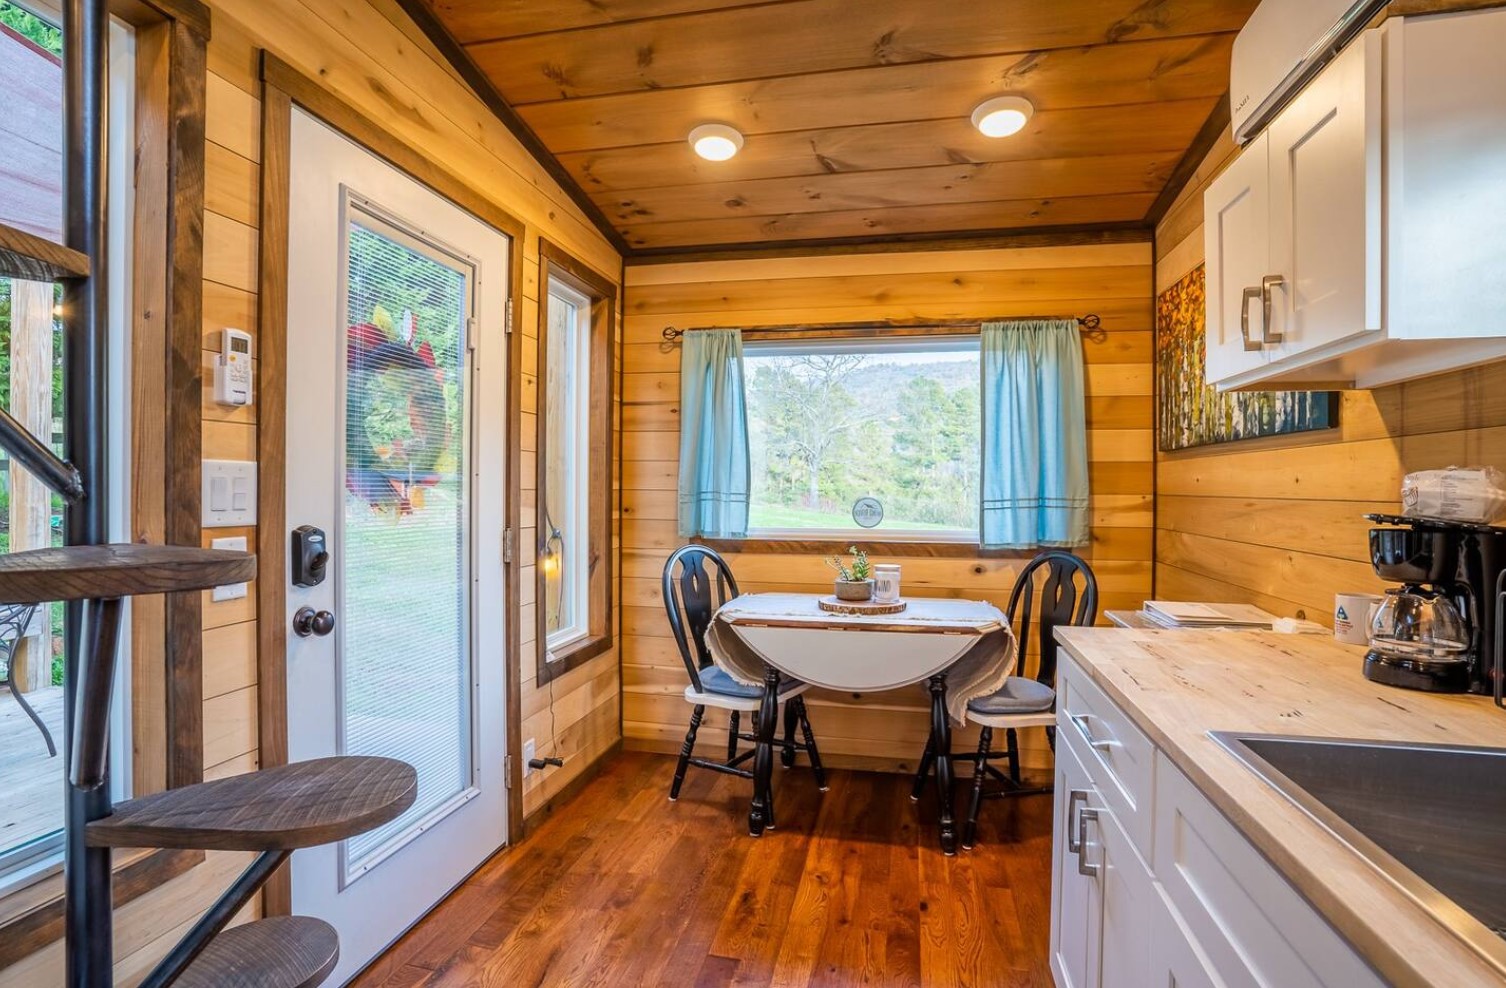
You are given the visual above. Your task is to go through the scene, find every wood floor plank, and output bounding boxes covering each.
[349,751,1054,988]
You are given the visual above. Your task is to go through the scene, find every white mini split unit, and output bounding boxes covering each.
[1231,0,1387,144]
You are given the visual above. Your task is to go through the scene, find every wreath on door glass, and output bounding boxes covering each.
[345,303,452,516]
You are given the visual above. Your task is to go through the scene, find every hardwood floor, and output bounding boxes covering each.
[352,751,1055,988]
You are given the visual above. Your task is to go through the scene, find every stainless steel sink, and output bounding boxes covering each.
[1213,732,1506,974]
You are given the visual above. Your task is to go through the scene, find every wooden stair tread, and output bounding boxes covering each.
[87,756,417,850]
[0,544,256,603]
[176,916,339,988]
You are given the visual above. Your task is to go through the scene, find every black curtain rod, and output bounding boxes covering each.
[661,313,1101,343]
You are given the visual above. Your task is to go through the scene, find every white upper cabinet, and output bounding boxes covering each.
[1386,8,1506,341]
[1205,132,1273,383]
[1265,30,1381,361]
[1204,7,1506,390]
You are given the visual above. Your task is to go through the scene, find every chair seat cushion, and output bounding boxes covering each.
[967,676,1056,716]
[697,666,803,699]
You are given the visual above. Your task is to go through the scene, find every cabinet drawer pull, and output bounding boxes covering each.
[1070,713,1120,753]
[1240,285,1263,351]
[1261,274,1285,345]
[1077,807,1101,879]
[1067,789,1088,853]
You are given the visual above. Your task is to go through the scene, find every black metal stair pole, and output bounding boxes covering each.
[60,0,113,984]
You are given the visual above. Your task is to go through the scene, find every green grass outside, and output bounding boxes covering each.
[749,503,965,532]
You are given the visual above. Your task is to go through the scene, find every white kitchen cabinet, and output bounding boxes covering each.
[1095,801,1155,988]
[1051,656,1387,988]
[1204,32,1380,388]
[1050,734,1101,988]
[1264,28,1382,363]
[1050,711,1156,988]
[1204,131,1273,384]
[1204,7,1506,391]
[1150,893,1230,988]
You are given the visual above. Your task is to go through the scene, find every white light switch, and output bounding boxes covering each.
[210,536,249,602]
[202,460,257,527]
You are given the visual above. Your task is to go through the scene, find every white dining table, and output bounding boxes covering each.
[707,593,1017,855]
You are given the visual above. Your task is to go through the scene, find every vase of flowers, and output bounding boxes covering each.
[826,546,874,602]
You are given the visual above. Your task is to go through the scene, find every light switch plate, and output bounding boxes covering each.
[210,536,249,602]
[202,460,256,527]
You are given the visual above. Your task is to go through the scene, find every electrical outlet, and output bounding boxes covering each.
[523,738,536,776]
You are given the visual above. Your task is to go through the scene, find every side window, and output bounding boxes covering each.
[536,247,614,682]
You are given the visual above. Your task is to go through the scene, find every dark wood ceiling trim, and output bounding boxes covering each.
[392,0,631,256]
[1143,93,1231,229]
[624,222,1151,265]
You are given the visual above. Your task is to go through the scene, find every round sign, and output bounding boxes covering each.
[852,496,884,529]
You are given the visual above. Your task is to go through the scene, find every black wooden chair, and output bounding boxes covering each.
[0,603,55,757]
[661,544,826,804]
[911,550,1097,849]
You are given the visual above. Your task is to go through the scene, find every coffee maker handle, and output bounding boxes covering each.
[1495,569,1505,709]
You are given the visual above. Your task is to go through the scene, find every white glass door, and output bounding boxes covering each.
[284,108,509,984]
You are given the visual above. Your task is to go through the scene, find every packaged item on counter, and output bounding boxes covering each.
[1401,466,1506,524]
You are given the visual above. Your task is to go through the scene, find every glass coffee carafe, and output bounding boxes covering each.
[1365,587,1471,691]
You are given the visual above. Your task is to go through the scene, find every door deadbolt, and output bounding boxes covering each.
[292,606,336,638]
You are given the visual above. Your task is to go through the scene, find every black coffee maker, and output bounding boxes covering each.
[1365,513,1506,693]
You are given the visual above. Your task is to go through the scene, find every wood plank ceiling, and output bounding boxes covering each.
[415,0,1260,255]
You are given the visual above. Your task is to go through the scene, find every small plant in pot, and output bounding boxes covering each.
[826,546,874,602]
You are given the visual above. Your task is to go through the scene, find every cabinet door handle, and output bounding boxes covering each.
[1070,713,1120,753]
[1240,285,1264,351]
[1077,807,1101,879]
[1261,274,1285,345]
[1067,789,1088,854]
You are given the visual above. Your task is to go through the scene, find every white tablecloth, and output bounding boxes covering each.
[706,593,1017,725]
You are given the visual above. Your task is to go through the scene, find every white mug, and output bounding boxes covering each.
[1334,592,1383,645]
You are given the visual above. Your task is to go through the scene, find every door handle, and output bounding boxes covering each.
[1261,274,1285,345]
[1240,285,1264,351]
[293,606,336,638]
[1076,807,1101,878]
[1067,789,1088,853]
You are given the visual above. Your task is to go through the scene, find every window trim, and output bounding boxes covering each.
[740,327,984,545]
[0,0,211,966]
[535,241,615,685]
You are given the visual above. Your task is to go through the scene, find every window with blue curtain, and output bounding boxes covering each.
[677,328,751,538]
[979,319,1091,549]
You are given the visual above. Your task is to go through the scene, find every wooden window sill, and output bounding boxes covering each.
[538,632,613,684]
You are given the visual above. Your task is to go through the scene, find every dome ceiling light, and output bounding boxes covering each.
[688,123,744,161]
[971,95,1035,138]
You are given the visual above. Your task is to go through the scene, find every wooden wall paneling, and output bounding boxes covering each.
[619,243,1153,772]
[214,0,618,273]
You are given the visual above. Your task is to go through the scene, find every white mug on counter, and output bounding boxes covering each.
[873,564,902,603]
[1334,592,1383,645]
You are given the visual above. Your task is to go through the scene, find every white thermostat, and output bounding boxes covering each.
[214,328,253,406]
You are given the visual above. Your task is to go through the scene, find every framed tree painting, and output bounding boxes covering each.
[1156,264,1338,451]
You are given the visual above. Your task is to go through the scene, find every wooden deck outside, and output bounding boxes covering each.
[0,685,63,856]
[354,750,1055,988]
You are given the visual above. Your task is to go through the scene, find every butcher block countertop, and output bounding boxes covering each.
[1054,627,1506,988]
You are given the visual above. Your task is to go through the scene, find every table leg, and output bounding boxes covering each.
[749,668,780,837]
[929,674,957,856]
